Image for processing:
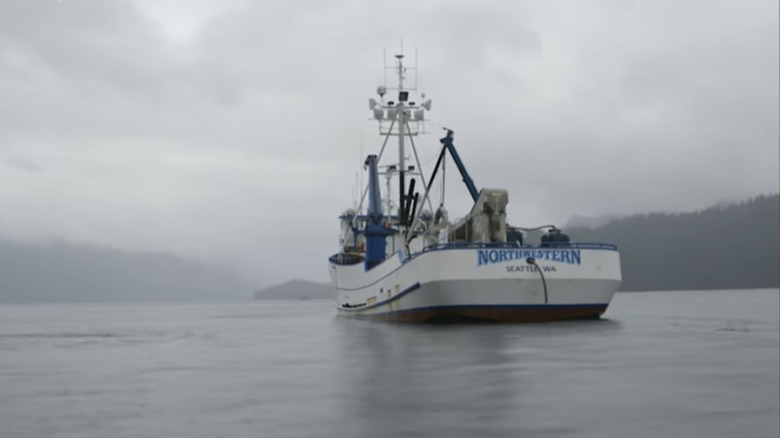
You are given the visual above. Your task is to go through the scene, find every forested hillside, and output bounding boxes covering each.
[567,194,779,291]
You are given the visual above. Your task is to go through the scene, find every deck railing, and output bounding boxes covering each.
[420,241,618,253]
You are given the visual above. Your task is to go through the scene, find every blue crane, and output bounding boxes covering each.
[425,129,480,203]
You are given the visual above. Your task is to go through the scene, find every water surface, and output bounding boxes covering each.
[1,289,778,437]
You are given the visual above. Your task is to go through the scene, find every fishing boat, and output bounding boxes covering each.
[328,52,622,323]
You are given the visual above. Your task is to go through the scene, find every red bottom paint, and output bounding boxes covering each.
[344,304,609,323]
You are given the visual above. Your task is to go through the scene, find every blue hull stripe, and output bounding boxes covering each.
[337,282,422,312]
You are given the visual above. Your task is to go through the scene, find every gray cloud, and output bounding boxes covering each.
[1,0,777,285]
[5,156,41,173]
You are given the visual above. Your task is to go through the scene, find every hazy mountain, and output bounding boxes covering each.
[253,279,332,300]
[3,194,775,304]
[564,213,620,229]
[566,193,780,291]
[0,239,257,303]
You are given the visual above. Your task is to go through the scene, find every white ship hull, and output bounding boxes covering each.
[329,244,621,323]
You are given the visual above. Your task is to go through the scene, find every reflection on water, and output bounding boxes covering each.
[331,317,632,437]
[338,321,521,433]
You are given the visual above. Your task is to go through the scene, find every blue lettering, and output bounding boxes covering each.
[477,250,489,266]
[479,248,582,266]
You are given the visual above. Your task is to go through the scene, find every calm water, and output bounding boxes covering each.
[1,289,778,438]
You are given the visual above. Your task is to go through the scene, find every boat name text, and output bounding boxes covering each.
[477,249,581,266]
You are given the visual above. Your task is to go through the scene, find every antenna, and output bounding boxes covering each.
[373,48,428,134]
[415,49,418,93]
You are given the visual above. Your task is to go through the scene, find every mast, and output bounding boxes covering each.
[360,49,432,237]
[396,54,407,226]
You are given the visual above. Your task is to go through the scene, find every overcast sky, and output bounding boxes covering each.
[1,0,778,285]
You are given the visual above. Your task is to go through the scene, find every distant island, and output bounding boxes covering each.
[253,279,332,300]
[255,193,779,299]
